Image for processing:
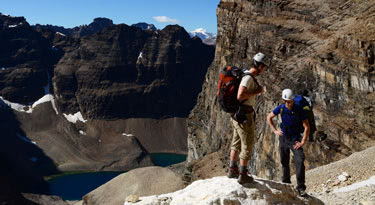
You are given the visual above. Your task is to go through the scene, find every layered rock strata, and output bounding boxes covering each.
[187,0,375,181]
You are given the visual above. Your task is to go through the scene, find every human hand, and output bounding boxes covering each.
[274,129,283,136]
[256,86,264,94]
[293,141,304,150]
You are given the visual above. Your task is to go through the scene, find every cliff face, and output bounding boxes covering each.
[54,24,214,119]
[0,15,56,104]
[187,0,375,180]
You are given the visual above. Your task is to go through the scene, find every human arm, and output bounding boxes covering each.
[237,85,263,101]
[267,112,283,136]
[293,119,310,150]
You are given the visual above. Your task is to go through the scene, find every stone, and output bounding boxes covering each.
[342,172,350,177]
[125,195,139,203]
[338,175,348,182]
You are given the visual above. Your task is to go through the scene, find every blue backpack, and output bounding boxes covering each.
[293,95,310,108]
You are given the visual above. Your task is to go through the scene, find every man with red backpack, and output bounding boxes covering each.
[224,53,268,184]
[266,89,310,196]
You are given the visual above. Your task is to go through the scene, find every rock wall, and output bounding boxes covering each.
[53,24,214,119]
[187,0,375,180]
[0,15,57,104]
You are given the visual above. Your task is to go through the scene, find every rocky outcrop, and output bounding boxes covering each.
[124,176,323,205]
[33,18,114,38]
[187,0,375,182]
[83,166,185,205]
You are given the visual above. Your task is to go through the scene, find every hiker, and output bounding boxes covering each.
[227,53,268,184]
[266,88,310,196]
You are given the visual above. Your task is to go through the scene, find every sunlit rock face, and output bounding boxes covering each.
[187,0,375,181]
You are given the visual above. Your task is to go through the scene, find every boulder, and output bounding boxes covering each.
[124,176,324,205]
[83,166,185,205]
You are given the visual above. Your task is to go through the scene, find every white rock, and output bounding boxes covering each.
[342,172,350,177]
[125,195,139,203]
[124,176,322,205]
[338,175,348,182]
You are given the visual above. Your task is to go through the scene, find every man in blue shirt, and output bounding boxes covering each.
[267,89,310,196]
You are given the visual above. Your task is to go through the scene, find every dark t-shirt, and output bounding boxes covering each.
[273,104,307,140]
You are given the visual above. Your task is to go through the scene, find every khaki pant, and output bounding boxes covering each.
[230,113,255,161]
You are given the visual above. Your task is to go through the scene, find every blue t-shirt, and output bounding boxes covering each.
[273,104,307,140]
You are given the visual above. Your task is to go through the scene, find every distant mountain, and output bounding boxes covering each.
[33,17,114,38]
[132,22,157,31]
[189,28,216,45]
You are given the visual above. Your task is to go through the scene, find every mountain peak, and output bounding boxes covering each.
[131,22,157,31]
[189,28,216,45]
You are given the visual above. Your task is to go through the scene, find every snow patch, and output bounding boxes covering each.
[79,130,87,135]
[0,96,32,113]
[138,52,143,60]
[189,28,216,40]
[56,32,66,36]
[334,176,375,193]
[122,133,134,137]
[0,73,58,115]
[41,73,58,114]
[63,112,87,124]
[32,94,53,108]
[8,25,18,28]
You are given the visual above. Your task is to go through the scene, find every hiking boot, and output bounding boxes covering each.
[297,189,307,197]
[282,179,291,184]
[227,166,239,178]
[238,173,254,184]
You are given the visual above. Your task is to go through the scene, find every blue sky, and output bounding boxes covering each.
[1,0,220,33]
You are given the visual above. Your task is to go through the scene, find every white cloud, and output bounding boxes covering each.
[153,16,179,24]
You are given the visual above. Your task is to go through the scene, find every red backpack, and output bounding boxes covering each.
[217,66,250,113]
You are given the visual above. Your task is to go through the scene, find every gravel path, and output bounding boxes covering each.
[292,146,375,204]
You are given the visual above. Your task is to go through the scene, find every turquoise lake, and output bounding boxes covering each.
[47,153,187,200]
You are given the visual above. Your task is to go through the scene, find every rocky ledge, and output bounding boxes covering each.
[124,176,323,205]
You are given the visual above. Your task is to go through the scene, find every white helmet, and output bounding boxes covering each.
[282,89,294,100]
[253,52,265,64]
